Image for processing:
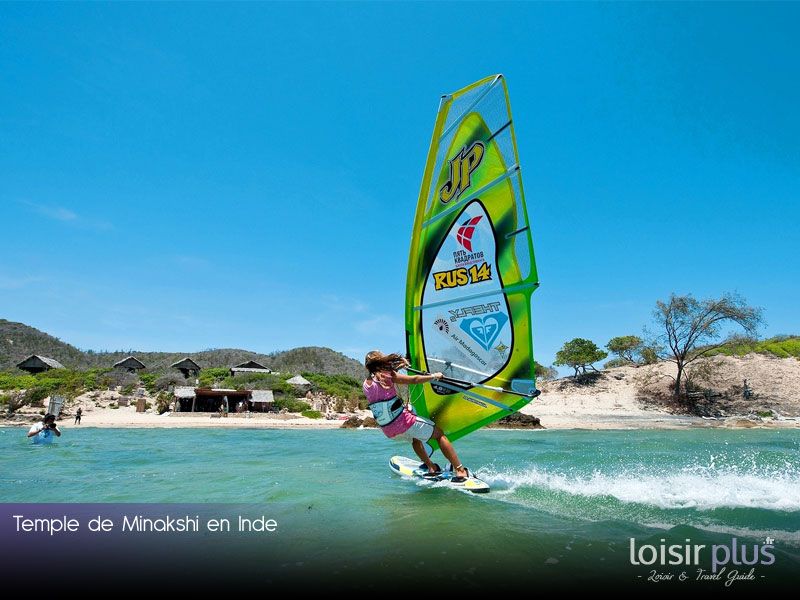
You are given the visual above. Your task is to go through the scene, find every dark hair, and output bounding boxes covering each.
[44,413,55,422]
[364,351,405,375]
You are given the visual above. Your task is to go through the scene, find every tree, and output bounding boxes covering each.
[606,335,643,364]
[554,338,608,378]
[640,345,659,365]
[534,361,558,381]
[650,293,762,396]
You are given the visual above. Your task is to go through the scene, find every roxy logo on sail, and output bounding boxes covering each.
[439,141,485,204]
[459,312,508,352]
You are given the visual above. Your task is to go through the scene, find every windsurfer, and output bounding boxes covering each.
[363,351,469,481]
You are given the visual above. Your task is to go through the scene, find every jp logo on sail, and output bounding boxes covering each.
[439,141,485,204]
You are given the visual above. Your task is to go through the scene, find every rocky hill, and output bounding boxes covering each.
[0,319,363,379]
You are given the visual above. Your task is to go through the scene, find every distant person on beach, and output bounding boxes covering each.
[363,351,470,482]
[27,413,61,440]
[74,407,82,425]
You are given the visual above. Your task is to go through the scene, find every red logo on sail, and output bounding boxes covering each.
[456,216,482,251]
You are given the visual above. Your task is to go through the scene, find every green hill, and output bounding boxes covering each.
[705,335,800,359]
[0,319,364,379]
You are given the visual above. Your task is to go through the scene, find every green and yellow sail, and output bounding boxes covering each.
[405,75,540,444]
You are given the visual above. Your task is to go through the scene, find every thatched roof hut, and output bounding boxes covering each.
[113,356,146,373]
[171,357,200,378]
[16,355,65,374]
[286,374,312,390]
[251,390,274,407]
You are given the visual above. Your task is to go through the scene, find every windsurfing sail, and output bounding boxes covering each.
[405,74,539,443]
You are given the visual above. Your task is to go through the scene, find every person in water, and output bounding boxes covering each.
[27,413,61,439]
[363,351,469,481]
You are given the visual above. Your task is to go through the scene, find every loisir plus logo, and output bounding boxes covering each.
[629,536,776,586]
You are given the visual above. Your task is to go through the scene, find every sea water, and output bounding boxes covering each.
[1,427,798,588]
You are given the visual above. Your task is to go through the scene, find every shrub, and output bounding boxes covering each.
[222,372,294,394]
[153,374,188,392]
[25,387,50,407]
[139,373,158,393]
[301,410,322,419]
[302,372,362,401]
[273,398,311,413]
[0,372,37,390]
[604,357,633,369]
[198,368,230,387]
[640,346,659,364]
[155,393,172,415]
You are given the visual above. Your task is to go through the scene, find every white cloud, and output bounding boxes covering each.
[319,294,370,314]
[19,200,113,231]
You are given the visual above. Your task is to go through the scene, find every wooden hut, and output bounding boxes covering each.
[173,388,252,413]
[173,386,196,412]
[230,360,271,377]
[251,390,275,413]
[16,355,65,374]
[113,356,146,374]
[171,357,200,379]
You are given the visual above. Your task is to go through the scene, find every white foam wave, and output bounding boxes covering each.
[480,466,800,511]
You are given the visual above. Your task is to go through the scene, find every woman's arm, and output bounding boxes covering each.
[391,371,442,385]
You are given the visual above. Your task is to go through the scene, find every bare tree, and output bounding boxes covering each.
[651,293,762,396]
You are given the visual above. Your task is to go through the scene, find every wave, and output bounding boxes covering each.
[479,463,800,512]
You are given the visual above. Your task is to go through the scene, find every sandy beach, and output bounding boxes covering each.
[4,354,798,431]
[6,406,348,429]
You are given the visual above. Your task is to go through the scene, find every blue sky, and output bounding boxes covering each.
[1,2,798,370]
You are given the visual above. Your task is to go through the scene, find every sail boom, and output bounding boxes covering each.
[432,381,514,412]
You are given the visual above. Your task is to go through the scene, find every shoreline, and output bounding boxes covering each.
[2,406,797,431]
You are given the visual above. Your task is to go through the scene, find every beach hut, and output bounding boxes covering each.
[171,357,200,379]
[230,360,271,377]
[113,356,146,373]
[177,388,252,413]
[251,390,274,413]
[16,355,65,374]
[173,386,196,412]
[286,374,312,393]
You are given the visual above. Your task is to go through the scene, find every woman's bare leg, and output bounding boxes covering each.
[412,439,438,471]
[432,428,468,478]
